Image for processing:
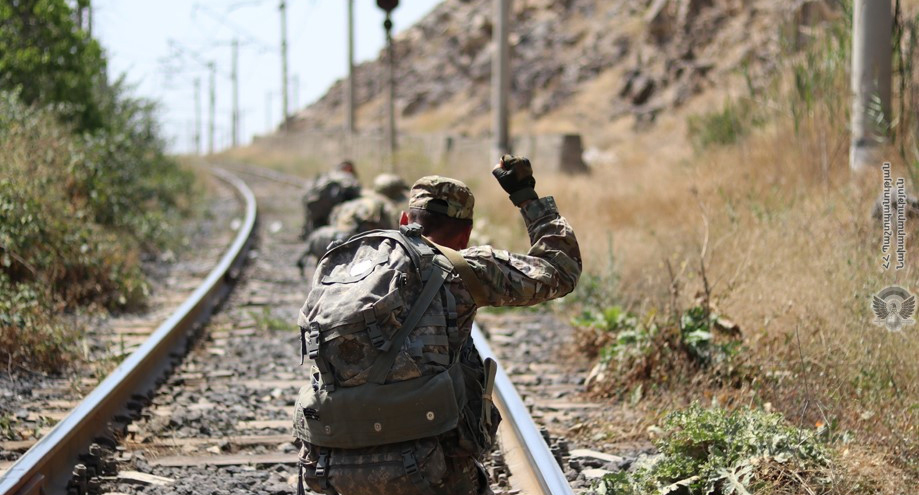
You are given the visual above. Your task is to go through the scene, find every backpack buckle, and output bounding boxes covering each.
[401,448,419,477]
[315,449,330,487]
[307,323,321,360]
[401,448,426,486]
[363,308,390,351]
[400,223,423,237]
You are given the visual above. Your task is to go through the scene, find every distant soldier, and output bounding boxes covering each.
[296,173,410,273]
[300,160,362,240]
[293,155,582,495]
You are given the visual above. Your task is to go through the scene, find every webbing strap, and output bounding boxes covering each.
[425,239,489,307]
[367,263,448,384]
[482,358,498,427]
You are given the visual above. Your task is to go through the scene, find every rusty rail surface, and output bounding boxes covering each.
[0,168,258,495]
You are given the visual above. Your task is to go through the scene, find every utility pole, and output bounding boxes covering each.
[87,0,92,37]
[266,92,273,131]
[279,0,290,131]
[232,39,240,148]
[208,61,216,154]
[346,0,356,135]
[377,0,399,170]
[850,0,892,171]
[293,74,300,111]
[194,77,202,155]
[493,0,511,157]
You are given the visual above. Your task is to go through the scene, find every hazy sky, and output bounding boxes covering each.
[93,0,441,153]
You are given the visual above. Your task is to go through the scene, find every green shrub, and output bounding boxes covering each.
[573,304,747,396]
[0,88,192,371]
[600,404,832,495]
[0,273,77,371]
[687,99,762,149]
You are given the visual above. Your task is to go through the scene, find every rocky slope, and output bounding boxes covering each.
[289,0,837,144]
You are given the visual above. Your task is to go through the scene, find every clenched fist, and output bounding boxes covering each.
[491,155,538,207]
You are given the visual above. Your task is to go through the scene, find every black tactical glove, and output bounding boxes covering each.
[492,154,538,206]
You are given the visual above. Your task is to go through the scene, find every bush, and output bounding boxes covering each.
[574,304,747,396]
[599,404,833,495]
[0,88,192,372]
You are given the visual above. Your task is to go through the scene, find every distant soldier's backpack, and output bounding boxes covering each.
[293,224,499,494]
[300,171,361,239]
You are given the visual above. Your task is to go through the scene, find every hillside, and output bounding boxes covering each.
[290,0,832,148]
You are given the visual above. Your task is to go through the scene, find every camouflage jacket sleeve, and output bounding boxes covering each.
[460,196,581,307]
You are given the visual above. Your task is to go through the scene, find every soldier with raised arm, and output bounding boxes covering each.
[294,155,581,495]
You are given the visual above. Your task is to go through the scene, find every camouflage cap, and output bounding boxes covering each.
[409,175,475,220]
[372,173,409,201]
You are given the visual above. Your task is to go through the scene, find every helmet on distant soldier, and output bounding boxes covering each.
[372,173,409,202]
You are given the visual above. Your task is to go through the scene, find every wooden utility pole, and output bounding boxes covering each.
[850,0,892,171]
[208,61,216,154]
[346,0,356,135]
[232,39,240,148]
[279,0,290,130]
[493,0,511,157]
[194,77,202,155]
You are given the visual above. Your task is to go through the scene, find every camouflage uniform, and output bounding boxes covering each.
[297,175,581,495]
[301,175,408,261]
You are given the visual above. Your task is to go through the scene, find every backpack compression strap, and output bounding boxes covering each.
[366,257,450,385]
[425,239,489,308]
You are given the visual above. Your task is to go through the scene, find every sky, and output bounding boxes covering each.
[93,0,441,154]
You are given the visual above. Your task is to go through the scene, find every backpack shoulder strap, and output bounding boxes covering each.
[366,258,449,385]
[425,239,489,308]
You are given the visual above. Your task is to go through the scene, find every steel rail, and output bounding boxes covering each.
[471,323,574,495]
[0,168,258,495]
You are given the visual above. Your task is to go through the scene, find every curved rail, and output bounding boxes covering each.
[471,323,574,495]
[0,168,258,495]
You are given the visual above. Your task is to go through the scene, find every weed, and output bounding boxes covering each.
[687,98,763,149]
[574,302,748,397]
[250,307,291,333]
[599,404,832,495]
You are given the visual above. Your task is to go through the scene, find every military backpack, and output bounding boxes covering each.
[300,171,362,239]
[293,224,499,494]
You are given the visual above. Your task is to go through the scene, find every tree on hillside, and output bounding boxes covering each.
[0,0,106,132]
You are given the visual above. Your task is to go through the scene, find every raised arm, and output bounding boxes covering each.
[461,156,582,307]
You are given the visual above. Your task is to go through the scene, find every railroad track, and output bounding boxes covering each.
[0,165,583,495]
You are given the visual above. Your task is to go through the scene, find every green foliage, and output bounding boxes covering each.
[573,304,748,395]
[250,307,291,333]
[0,0,107,132]
[599,404,832,495]
[0,273,77,371]
[687,99,762,149]
[0,88,191,371]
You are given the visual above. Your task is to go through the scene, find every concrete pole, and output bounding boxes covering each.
[208,61,216,154]
[280,0,290,130]
[194,77,202,155]
[87,0,92,37]
[384,14,397,171]
[293,74,300,110]
[232,39,239,148]
[266,92,273,131]
[346,0,356,135]
[850,0,892,171]
[492,0,511,157]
